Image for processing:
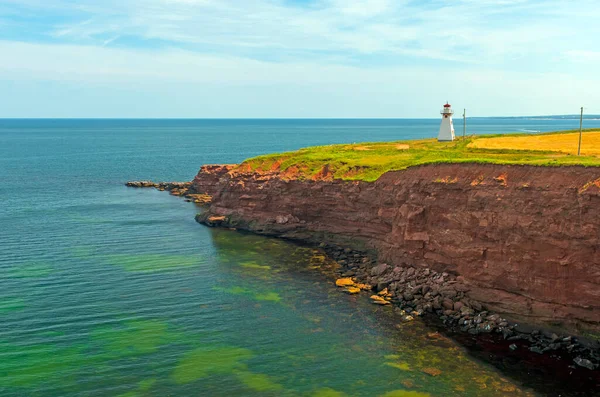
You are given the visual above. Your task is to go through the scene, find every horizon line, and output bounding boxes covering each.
[1,115,598,121]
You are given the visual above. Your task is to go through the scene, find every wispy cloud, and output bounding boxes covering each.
[0,0,598,117]
[3,0,598,66]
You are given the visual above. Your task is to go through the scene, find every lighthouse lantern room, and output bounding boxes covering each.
[438,102,455,142]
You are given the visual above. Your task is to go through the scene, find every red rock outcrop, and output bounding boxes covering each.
[189,165,236,196]
[194,163,600,336]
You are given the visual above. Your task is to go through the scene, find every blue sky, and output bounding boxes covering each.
[1,0,599,118]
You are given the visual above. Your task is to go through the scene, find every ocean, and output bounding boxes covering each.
[1,118,599,397]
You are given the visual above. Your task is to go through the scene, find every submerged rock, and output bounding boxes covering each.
[421,367,442,377]
[335,278,355,287]
[574,357,597,370]
[370,295,391,305]
[530,346,544,354]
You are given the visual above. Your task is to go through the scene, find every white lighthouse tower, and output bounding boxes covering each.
[437,102,455,141]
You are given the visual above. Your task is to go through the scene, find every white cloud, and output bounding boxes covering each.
[6,0,592,67]
[0,40,597,118]
[1,0,599,117]
[328,0,394,17]
[564,50,600,63]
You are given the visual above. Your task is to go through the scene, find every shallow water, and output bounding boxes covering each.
[2,119,599,396]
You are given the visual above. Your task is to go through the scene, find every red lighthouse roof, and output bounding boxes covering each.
[443,103,452,108]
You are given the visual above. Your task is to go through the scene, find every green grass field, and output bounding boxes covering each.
[239,129,600,182]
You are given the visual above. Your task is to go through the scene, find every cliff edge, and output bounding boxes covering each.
[193,163,600,337]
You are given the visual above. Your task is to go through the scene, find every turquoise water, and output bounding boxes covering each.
[2,119,599,397]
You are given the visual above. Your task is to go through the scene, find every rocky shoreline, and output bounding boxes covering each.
[199,210,600,374]
[125,180,211,205]
[317,242,600,371]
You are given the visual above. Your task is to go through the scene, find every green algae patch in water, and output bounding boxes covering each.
[91,320,172,357]
[0,298,26,314]
[116,378,158,397]
[214,286,283,303]
[312,387,348,397]
[385,362,412,371]
[171,346,253,384]
[1,318,192,394]
[376,321,536,396]
[240,261,272,271]
[138,378,157,391]
[235,371,283,392]
[0,341,89,389]
[212,228,317,268]
[7,262,53,279]
[105,254,204,273]
[117,392,139,397]
[117,393,138,397]
[255,292,282,302]
[379,391,431,397]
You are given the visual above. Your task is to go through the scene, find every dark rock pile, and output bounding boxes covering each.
[125,181,191,190]
[322,243,600,371]
[125,181,211,205]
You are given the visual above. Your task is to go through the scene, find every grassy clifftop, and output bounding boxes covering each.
[238,130,600,182]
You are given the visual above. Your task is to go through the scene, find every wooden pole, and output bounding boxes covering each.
[463,109,466,139]
[578,107,583,156]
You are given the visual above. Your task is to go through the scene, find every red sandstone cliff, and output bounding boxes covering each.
[189,165,235,196]
[193,163,600,336]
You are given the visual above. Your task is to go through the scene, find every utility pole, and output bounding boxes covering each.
[463,109,466,139]
[578,107,583,156]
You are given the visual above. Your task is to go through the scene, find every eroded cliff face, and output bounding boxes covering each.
[194,163,600,335]
[189,165,235,196]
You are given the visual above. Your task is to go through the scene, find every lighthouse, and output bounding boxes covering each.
[438,102,455,142]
